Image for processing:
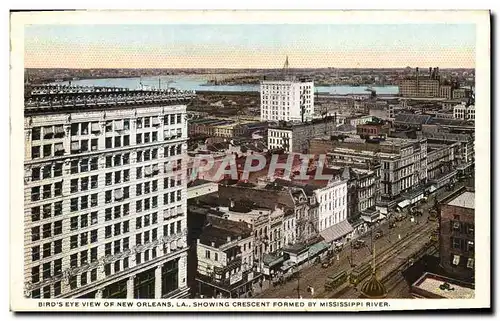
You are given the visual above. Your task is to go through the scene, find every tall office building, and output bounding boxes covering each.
[23,86,195,299]
[260,78,314,122]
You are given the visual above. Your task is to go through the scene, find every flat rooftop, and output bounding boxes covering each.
[447,191,475,209]
[412,273,475,299]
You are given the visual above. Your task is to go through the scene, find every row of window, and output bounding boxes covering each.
[70,230,99,249]
[31,222,63,241]
[31,144,65,159]
[105,170,131,186]
[104,221,130,239]
[70,212,99,230]
[31,163,63,181]
[136,212,158,230]
[31,239,62,261]
[105,204,130,221]
[32,126,65,141]
[69,193,99,211]
[31,201,63,222]
[71,175,99,192]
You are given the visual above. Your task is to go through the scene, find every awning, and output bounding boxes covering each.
[152,164,159,172]
[71,141,79,151]
[398,200,411,208]
[152,118,160,126]
[54,143,64,152]
[91,122,100,132]
[163,208,172,219]
[115,121,124,130]
[44,127,54,135]
[164,131,171,138]
[144,166,153,176]
[308,241,330,257]
[319,220,354,243]
[54,126,64,134]
[263,254,284,267]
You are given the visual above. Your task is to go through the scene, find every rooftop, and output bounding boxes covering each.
[447,191,475,209]
[199,216,252,248]
[412,272,475,299]
[25,85,195,115]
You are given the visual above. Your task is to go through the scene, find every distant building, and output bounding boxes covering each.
[260,78,314,122]
[452,88,473,100]
[438,187,475,282]
[310,134,428,212]
[356,121,391,138]
[399,67,441,98]
[439,85,453,99]
[453,103,475,121]
[267,117,338,153]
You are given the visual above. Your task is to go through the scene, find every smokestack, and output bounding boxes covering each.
[429,67,432,75]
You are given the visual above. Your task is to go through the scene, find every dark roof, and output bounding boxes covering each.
[199,216,252,248]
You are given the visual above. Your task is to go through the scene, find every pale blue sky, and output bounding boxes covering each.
[25,24,476,68]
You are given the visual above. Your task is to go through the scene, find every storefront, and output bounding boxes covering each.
[319,220,354,245]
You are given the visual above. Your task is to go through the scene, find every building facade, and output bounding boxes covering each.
[438,188,475,282]
[260,79,314,122]
[267,117,338,153]
[453,103,475,121]
[24,86,194,299]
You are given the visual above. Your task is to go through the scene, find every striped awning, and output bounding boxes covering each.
[91,122,100,132]
[54,126,64,134]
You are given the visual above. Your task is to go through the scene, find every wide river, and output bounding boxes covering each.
[55,75,399,95]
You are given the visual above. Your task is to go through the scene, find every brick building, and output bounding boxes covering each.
[438,187,475,282]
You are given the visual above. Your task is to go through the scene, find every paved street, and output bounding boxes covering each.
[256,181,470,299]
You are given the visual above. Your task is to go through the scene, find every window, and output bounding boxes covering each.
[91,247,98,262]
[71,217,79,230]
[54,259,62,276]
[91,269,97,282]
[32,246,40,261]
[54,163,63,177]
[54,220,62,235]
[31,146,41,159]
[71,160,79,174]
[43,263,51,279]
[105,243,112,256]
[80,250,88,265]
[205,250,210,259]
[32,226,40,241]
[31,186,40,201]
[32,167,40,181]
[31,207,40,222]
[136,134,142,144]
[70,235,78,249]
[106,137,112,149]
[54,239,62,254]
[42,223,51,238]
[43,145,52,157]
[81,272,88,286]
[91,138,98,151]
[105,226,112,238]
[81,232,88,246]
[42,204,51,219]
[91,230,98,243]
[32,127,41,140]
[214,253,218,261]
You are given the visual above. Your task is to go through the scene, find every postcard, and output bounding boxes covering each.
[9,10,490,312]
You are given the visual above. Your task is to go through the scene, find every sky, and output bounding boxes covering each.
[24,24,476,69]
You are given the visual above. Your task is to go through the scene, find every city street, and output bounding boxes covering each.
[256,181,470,299]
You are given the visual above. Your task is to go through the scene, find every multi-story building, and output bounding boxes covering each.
[24,86,195,299]
[426,143,458,189]
[439,85,453,99]
[267,117,338,153]
[438,187,475,282]
[195,215,256,298]
[453,103,475,121]
[399,67,441,98]
[356,121,391,138]
[260,78,314,122]
[310,134,428,211]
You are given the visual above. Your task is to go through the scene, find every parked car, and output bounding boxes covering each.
[375,230,384,239]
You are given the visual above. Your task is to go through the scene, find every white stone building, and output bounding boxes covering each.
[260,79,314,122]
[453,103,475,121]
[23,86,194,299]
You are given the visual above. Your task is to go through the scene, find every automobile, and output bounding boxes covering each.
[375,230,384,239]
[389,222,397,229]
[352,239,366,249]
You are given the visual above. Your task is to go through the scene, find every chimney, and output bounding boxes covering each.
[227,236,231,243]
[429,67,432,75]
[230,199,235,208]
[211,242,215,247]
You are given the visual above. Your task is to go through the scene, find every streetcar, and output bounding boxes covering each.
[349,264,373,285]
[324,271,348,291]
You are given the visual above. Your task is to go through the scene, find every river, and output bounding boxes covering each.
[54,75,399,95]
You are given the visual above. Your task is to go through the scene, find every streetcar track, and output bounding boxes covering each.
[327,223,437,298]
